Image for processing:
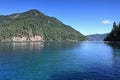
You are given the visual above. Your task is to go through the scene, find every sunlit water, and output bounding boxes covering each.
[0,42,120,80]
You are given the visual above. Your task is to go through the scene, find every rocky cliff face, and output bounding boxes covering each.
[11,36,43,42]
[29,36,43,42]
[2,36,44,42]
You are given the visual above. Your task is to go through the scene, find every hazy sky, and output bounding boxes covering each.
[0,0,120,35]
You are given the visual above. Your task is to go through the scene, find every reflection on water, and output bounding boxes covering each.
[106,43,120,79]
[0,42,43,49]
[0,42,120,80]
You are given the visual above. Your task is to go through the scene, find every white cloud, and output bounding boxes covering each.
[102,20,112,24]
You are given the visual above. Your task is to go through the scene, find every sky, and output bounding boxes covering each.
[0,0,120,35]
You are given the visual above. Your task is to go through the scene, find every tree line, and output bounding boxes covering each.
[104,22,120,41]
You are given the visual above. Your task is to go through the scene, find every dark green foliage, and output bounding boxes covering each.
[104,21,120,41]
[113,22,117,28]
[0,9,87,41]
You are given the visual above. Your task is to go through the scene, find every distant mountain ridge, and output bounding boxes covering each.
[0,9,87,42]
[87,33,109,41]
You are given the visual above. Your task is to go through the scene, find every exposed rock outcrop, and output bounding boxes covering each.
[12,36,43,42]
[29,36,43,42]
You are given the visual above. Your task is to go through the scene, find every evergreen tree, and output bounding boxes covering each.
[104,21,120,41]
[118,22,120,29]
[113,22,117,29]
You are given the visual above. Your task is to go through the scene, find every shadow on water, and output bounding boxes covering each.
[104,42,120,79]
[105,42,120,62]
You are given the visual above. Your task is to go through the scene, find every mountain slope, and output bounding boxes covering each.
[0,9,87,42]
[87,33,109,41]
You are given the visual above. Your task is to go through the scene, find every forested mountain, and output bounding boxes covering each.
[104,22,120,41]
[87,33,108,41]
[0,9,87,42]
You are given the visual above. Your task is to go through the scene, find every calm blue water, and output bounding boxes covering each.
[0,42,120,80]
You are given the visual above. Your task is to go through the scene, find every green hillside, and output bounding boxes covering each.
[0,9,87,42]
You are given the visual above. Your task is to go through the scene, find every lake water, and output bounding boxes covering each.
[0,42,120,80]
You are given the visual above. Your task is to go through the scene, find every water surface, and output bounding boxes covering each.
[0,42,120,80]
